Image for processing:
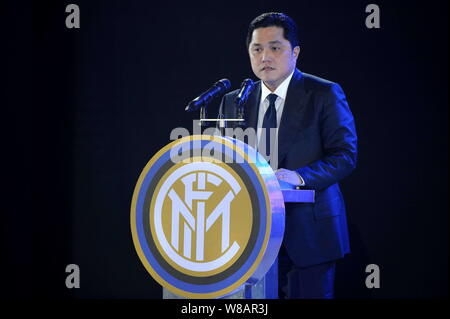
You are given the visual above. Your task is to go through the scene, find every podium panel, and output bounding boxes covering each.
[131,135,313,299]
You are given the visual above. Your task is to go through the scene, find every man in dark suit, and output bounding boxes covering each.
[218,12,357,298]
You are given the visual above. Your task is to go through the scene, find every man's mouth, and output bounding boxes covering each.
[261,66,275,71]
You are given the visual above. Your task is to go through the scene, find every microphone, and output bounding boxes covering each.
[235,78,255,107]
[185,79,231,112]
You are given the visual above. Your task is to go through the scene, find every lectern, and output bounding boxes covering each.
[163,181,314,299]
[131,135,315,299]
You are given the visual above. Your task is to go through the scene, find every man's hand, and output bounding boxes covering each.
[275,168,304,186]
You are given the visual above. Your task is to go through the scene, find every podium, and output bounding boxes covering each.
[163,181,314,299]
[131,134,315,299]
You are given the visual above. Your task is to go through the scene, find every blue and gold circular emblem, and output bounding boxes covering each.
[131,135,284,298]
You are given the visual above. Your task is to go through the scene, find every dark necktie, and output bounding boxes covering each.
[260,93,278,158]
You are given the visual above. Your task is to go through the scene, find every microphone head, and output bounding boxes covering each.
[241,78,254,92]
[216,78,231,91]
[185,79,231,112]
[235,78,255,106]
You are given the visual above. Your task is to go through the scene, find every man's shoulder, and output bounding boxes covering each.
[223,88,242,99]
[301,72,338,93]
[221,71,341,101]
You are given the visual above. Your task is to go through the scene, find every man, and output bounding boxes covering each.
[218,12,357,298]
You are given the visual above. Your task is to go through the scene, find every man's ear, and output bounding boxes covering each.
[293,46,300,59]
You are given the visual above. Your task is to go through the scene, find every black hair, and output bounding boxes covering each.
[246,12,300,50]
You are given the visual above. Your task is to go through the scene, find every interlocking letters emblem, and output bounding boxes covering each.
[168,172,239,261]
[131,135,283,298]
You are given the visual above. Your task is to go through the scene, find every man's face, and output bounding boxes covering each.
[248,26,300,91]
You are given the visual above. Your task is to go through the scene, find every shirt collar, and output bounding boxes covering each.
[260,69,295,107]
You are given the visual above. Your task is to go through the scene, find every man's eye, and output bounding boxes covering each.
[254,48,261,53]
[272,47,280,51]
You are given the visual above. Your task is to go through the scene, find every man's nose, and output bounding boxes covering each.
[261,49,273,63]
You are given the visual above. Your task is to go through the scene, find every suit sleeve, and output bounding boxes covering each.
[296,83,357,190]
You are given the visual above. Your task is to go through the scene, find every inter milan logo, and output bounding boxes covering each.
[131,135,284,298]
[153,162,252,274]
[166,169,239,262]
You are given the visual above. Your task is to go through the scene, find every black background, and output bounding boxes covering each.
[3,0,448,299]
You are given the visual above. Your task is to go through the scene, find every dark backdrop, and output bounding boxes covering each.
[4,0,448,299]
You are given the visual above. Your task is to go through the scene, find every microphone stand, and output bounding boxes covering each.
[235,104,247,128]
[199,113,245,136]
[199,105,208,127]
[191,100,245,136]
[188,98,246,136]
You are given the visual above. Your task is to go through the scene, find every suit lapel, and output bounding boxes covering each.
[277,69,307,165]
[245,83,261,131]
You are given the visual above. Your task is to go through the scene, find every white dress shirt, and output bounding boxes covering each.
[256,70,305,186]
[256,69,295,154]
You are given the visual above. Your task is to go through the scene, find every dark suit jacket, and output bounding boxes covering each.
[218,69,357,267]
